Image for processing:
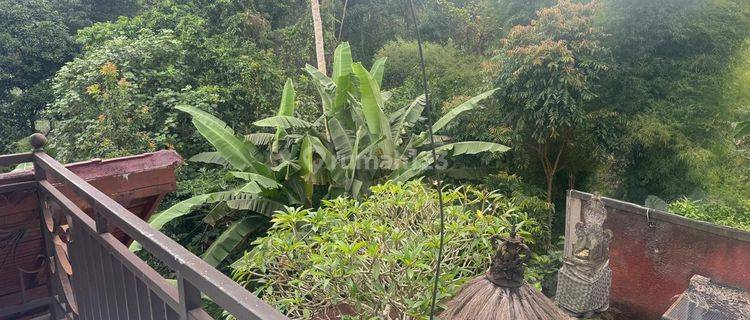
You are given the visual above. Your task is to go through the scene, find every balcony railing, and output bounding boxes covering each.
[0,134,288,320]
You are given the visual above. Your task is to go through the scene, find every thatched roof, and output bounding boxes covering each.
[441,276,570,320]
[441,231,570,320]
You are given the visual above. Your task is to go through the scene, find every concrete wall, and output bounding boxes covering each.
[565,190,750,319]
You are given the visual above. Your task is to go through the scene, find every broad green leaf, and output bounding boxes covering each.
[735,120,750,139]
[245,133,276,146]
[332,43,353,114]
[299,135,314,175]
[431,89,498,133]
[346,128,364,195]
[147,194,211,230]
[202,215,266,267]
[304,64,335,114]
[189,152,228,166]
[390,142,508,182]
[309,136,339,172]
[274,79,296,152]
[299,135,315,202]
[229,172,282,189]
[226,197,286,217]
[203,202,232,226]
[391,95,426,141]
[370,57,387,88]
[206,191,248,202]
[328,118,352,159]
[129,193,213,252]
[436,141,510,156]
[304,64,335,88]
[389,151,435,182]
[350,179,363,198]
[177,105,258,172]
[278,79,296,116]
[254,116,312,129]
[352,63,385,135]
[11,162,33,172]
[237,181,264,194]
[352,63,395,157]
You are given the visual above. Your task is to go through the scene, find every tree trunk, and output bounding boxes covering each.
[537,142,564,249]
[310,0,327,75]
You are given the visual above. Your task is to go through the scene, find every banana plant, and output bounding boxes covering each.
[736,120,750,139]
[130,80,313,265]
[298,42,509,195]
[133,42,509,268]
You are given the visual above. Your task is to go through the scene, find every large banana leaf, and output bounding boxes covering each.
[436,141,510,156]
[299,135,315,202]
[203,202,232,226]
[370,57,387,88]
[189,152,228,166]
[229,172,282,189]
[254,116,312,129]
[328,118,352,160]
[352,63,395,157]
[129,193,214,252]
[273,79,297,152]
[245,133,275,146]
[176,105,259,172]
[391,95,426,142]
[226,197,286,217]
[278,79,296,116]
[347,128,363,195]
[304,64,335,115]
[201,215,266,267]
[390,141,509,182]
[332,42,353,114]
[431,88,498,133]
[389,151,435,182]
[735,120,750,139]
[12,163,33,172]
[309,136,340,172]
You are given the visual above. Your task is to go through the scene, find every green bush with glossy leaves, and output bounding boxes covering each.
[231,180,556,319]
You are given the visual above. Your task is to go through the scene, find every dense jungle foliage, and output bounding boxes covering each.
[1,0,749,317]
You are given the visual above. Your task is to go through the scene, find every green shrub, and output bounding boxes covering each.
[376,40,485,115]
[231,180,555,319]
[668,198,750,231]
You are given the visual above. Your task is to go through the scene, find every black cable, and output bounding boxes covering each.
[405,1,446,318]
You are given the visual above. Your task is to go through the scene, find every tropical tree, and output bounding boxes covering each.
[492,0,609,204]
[133,42,509,267]
[0,0,76,152]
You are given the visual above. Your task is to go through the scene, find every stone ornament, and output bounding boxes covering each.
[556,193,613,317]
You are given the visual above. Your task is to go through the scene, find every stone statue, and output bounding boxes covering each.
[486,227,531,288]
[556,194,613,317]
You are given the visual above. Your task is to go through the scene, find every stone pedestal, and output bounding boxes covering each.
[556,260,611,316]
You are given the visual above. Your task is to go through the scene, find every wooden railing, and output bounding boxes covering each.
[0,134,288,320]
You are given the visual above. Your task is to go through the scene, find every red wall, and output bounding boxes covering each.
[568,191,750,319]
